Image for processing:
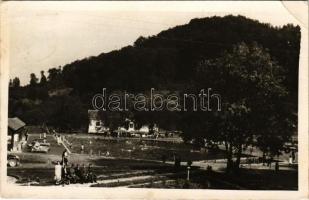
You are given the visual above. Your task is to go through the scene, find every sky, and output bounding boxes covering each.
[2,1,307,85]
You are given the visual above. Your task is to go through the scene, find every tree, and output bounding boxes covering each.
[48,67,61,82]
[98,111,128,132]
[190,42,294,172]
[134,36,147,47]
[30,73,38,86]
[12,77,20,88]
[48,67,63,88]
[40,70,47,85]
[42,95,88,131]
[9,79,13,88]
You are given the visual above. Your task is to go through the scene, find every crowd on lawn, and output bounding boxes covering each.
[54,149,97,185]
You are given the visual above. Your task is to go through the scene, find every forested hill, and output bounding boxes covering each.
[9,15,301,129]
[60,15,300,95]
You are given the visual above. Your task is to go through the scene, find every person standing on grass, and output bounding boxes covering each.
[62,164,68,180]
[57,134,61,145]
[275,161,279,172]
[81,144,84,154]
[289,155,293,166]
[87,164,96,183]
[75,164,81,182]
[262,153,266,166]
[62,149,69,166]
[68,163,77,183]
[25,129,29,141]
[291,150,296,163]
[80,164,86,183]
[269,156,273,169]
[54,161,62,183]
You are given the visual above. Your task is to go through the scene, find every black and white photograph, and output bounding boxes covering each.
[0,1,308,199]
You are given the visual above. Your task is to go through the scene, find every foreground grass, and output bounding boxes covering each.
[8,158,297,190]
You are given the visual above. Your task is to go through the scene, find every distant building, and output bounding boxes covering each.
[88,110,162,137]
[118,119,135,134]
[139,125,149,133]
[119,119,159,137]
[125,118,135,132]
[139,124,159,134]
[88,110,109,133]
[8,117,26,152]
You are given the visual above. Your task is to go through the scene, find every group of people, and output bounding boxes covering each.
[55,162,97,185]
[54,149,97,185]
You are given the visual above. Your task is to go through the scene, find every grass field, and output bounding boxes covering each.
[66,135,226,162]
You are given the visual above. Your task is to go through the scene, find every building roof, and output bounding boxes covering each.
[88,110,100,120]
[8,117,26,131]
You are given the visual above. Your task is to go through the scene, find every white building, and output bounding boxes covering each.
[88,110,109,133]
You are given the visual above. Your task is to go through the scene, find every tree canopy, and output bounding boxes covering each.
[185,42,294,170]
